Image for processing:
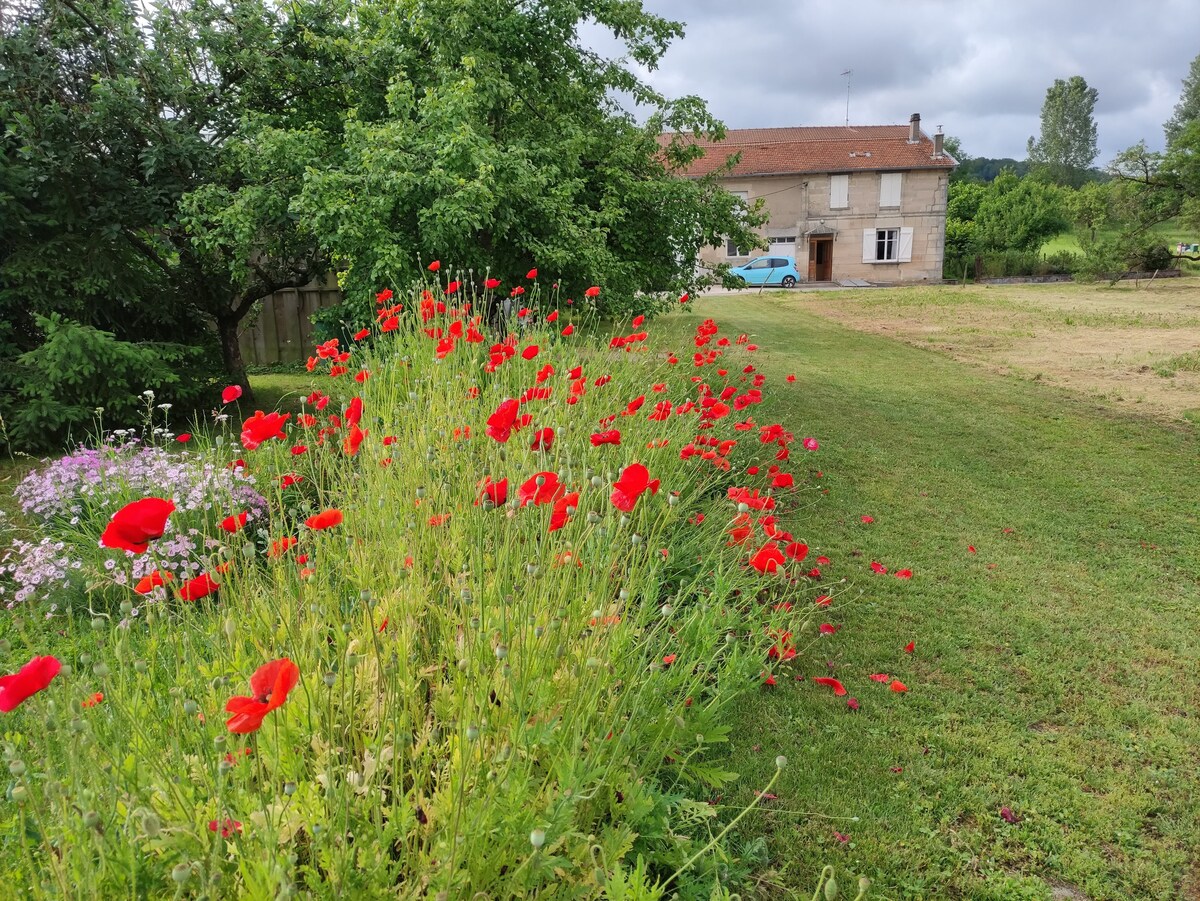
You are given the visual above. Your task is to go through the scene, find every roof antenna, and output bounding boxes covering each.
[841,69,853,126]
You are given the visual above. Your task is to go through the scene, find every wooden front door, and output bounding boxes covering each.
[808,238,833,282]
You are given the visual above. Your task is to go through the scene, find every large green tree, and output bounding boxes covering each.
[292,0,764,319]
[1027,76,1100,187]
[1,0,347,431]
[1165,52,1200,148]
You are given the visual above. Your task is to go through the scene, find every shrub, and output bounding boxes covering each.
[4,314,215,452]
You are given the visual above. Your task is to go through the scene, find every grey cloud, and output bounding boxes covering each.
[608,0,1198,162]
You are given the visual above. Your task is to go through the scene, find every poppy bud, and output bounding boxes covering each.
[171,863,191,885]
[494,645,508,660]
[283,782,297,796]
[183,700,198,716]
[8,760,25,777]
[83,811,101,830]
[416,486,426,499]
[134,660,147,674]
[323,672,337,687]
[120,601,133,615]
[224,618,236,642]
[465,725,479,741]
[824,876,838,900]
[631,534,642,545]
[91,617,106,631]
[776,755,787,769]
[142,812,160,837]
[93,662,109,678]
[530,829,546,849]
[661,603,673,617]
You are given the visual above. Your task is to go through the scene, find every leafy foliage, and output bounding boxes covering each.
[1027,76,1100,187]
[1164,51,1200,148]
[8,315,212,450]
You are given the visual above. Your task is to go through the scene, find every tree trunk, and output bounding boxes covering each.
[216,315,254,405]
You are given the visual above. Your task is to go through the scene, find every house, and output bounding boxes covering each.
[668,114,955,284]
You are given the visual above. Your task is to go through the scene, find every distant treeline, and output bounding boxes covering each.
[957,157,1108,184]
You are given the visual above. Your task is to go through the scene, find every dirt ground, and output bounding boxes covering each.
[790,277,1200,422]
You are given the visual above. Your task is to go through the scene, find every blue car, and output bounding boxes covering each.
[729,255,800,287]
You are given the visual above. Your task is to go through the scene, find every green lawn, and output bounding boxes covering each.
[673,295,1200,899]
[1042,222,1197,256]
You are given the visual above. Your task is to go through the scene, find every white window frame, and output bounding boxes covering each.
[879,172,902,209]
[829,174,849,209]
[861,227,913,263]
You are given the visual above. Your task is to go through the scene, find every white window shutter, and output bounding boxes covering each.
[898,227,913,262]
[830,174,848,209]
[862,229,875,263]
[880,173,902,208]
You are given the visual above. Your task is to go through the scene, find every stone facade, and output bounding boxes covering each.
[669,119,955,284]
[701,168,951,283]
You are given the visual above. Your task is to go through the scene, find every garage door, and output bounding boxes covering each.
[768,235,796,257]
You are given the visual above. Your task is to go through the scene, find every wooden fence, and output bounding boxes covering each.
[238,275,344,366]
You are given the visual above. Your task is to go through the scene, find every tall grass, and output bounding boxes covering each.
[0,286,839,898]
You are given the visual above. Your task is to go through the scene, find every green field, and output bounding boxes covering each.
[668,295,1200,899]
[1042,222,1196,256]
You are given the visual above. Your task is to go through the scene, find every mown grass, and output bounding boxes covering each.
[670,295,1200,900]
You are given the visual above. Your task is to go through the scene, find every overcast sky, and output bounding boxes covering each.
[607,0,1197,163]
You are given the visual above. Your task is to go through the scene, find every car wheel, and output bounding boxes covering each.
[781,276,797,288]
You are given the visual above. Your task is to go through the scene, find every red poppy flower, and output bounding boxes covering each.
[610,463,660,512]
[895,569,913,580]
[82,691,104,708]
[968,545,976,554]
[381,315,399,332]
[802,437,819,451]
[179,572,219,601]
[343,424,367,456]
[679,293,689,303]
[526,268,537,279]
[175,433,192,443]
[784,541,808,562]
[890,679,909,693]
[486,398,520,443]
[530,427,554,451]
[225,658,300,734]
[208,818,243,837]
[590,429,621,446]
[134,570,174,594]
[0,655,61,712]
[870,561,888,574]
[240,411,290,451]
[813,677,847,696]
[280,474,304,489]
[546,310,560,323]
[847,697,860,711]
[427,260,441,272]
[222,385,243,404]
[662,654,676,666]
[585,286,600,297]
[376,288,393,304]
[355,370,369,383]
[814,595,832,607]
[548,491,580,532]
[353,328,370,341]
[818,623,840,635]
[521,344,539,360]
[485,277,501,289]
[475,476,509,507]
[428,513,451,527]
[305,509,344,530]
[518,472,565,507]
[904,641,915,654]
[221,512,248,533]
[101,497,176,554]
[786,374,796,382]
[268,537,297,558]
[561,324,575,337]
[749,541,785,574]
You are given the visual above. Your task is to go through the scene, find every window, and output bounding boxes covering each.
[768,236,796,246]
[830,174,849,209]
[879,173,902,208]
[770,258,789,268]
[861,227,913,263]
[744,258,773,270]
[875,229,898,261]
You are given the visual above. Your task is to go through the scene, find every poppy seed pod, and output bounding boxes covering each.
[494,645,508,660]
[776,755,787,769]
[171,863,190,885]
[8,760,25,777]
[83,810,101,830]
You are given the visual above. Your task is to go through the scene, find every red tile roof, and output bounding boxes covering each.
[661,125,956,178]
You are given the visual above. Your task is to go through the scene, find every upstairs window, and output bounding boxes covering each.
[879,173,902,208]
[830,174,849,209]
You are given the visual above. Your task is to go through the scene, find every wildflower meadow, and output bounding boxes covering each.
[0,273,870,899]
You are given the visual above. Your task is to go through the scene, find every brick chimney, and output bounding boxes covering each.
[934,126,944,157]
[908,113,921,143]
